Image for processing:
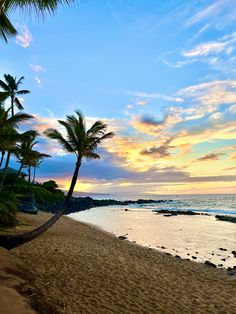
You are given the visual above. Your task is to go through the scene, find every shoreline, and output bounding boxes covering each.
[2,212,235,313]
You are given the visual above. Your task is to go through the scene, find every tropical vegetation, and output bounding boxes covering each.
[0,72,114,250]
[0,0,79,42]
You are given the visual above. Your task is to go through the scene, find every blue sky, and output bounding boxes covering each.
[1,0,236,194]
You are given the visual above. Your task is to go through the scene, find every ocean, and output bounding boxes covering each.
[73,193,236,215]
[69,194,236,268]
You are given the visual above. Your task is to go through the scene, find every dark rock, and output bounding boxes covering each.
[161,246,166,249]
[219,248,227,251]
[204,261,216,268]
[187,253,190,256]
[221,258,226,261]
[175,255,181,258]
[124,208,129,211]
[218,264,223,267]
[192,256,197,260]
[118,235,127,240]
[156,210,199,216]
[215,215,236,224]
[232,250,236,257]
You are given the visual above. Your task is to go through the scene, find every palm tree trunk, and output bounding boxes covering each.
[27,166,31,192]
[0,151,11,192]
[13,164,23,185]
[0,159,81,250]
[0,210,63,250]
[65,159,81,205]
[33,166,36,183]
[11,95,14,116]
[0,151,5,168]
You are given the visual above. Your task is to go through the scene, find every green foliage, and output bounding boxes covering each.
[32,184,64,204]
[0,192,18,227]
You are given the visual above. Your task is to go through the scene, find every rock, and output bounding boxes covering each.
[219,248,227,251]
[221,258,226,261]
[232,250,236,257]
[187,253,190,256]
[165,253,171,256]
[218,264,223,267]
[204,261,216,268]
[216,215,236,224]
[192,256,197,260]
[124,208,129,211]
[161,246,166,249]
[118,235,127,240]
[175,255,181,258]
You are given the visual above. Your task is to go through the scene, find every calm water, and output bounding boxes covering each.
[73,193,236,215]
[69,194,236,268]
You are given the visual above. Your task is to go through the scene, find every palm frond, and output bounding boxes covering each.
[44,128,75,153]
[14,97,24,110]
[17,89,30,95]
[0,10,17,42]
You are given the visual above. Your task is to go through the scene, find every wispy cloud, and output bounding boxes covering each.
[15,25,32,48]
[34,76,42,87]
[185,0,227,27]
[30,64,44,73]
[196,153,223,162]
[183,32,236,58]
[127,91,183,103]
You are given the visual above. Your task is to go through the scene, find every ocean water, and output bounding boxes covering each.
[73,193,236,215]
[69,194,236,268]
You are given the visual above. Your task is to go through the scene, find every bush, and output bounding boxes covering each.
[0,192,18,227]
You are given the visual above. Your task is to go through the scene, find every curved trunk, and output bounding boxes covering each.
[0,210,63,250]
[0,159,81,250]
[0,151,5,168]
[65,159,81,205]
[0,151,11,192]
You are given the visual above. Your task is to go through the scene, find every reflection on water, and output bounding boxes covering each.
[69,205,236,268]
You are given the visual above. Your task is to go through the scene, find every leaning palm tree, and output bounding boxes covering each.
[0,74,30,116]
[44,110,114,205]
[0,0,79,42]
[0,110,114,250]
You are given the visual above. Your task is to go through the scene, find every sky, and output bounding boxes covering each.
[1,0,236,195]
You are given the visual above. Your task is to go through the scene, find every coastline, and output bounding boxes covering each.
[2,212,236,313]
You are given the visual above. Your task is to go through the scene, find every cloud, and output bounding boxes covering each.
[30,64,44,73]
[140,137,174,158]
[183,32,236,58]
[137,100,149,106]
[15,25,32,48]
[196,153,223,162]
[229,104,236,113]
[127,91,183,103]
[176,80,236,118]
[185,0,227,27]
[34,76,42,87]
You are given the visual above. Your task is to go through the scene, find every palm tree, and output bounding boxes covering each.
[0,0,79,42]
[15,133,50,187]
[0,110,114,250]
[0,105,34,191]
[0,74,30,116]
[44,110,114,205]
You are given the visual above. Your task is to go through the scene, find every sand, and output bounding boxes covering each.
[1,212,236,314]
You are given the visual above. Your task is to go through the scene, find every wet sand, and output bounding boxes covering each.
[2,212,236,313]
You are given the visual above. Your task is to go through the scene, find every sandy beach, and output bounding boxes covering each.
[1,212,236,314]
